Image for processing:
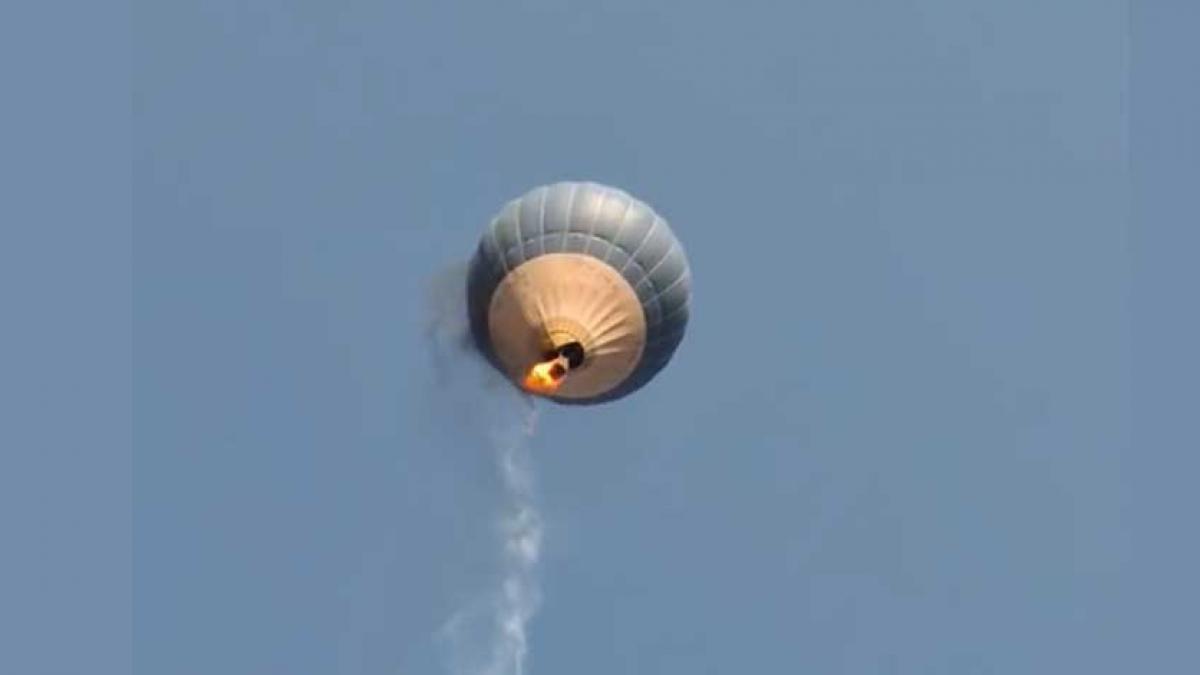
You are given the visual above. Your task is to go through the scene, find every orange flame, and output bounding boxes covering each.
[523,356,569,394]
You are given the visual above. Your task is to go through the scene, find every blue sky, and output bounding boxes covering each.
[130,1,1130,673]
[8,1,1198,674]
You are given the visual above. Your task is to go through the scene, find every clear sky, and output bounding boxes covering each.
[92,1,1184,673]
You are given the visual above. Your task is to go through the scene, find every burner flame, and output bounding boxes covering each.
[522,355,569,394]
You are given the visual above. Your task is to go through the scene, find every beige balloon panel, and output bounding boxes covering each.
[486,253,647,399]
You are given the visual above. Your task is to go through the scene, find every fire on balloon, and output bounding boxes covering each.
[521,342,585,395]
[523,356,569,394]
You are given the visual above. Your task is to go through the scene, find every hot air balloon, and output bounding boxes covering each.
[467,182,691,404]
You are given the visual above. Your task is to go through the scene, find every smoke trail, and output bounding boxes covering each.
[439,398,543,675]
[426,262,545,675]
[491,404,542,675]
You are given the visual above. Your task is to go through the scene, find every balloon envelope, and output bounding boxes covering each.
[467,182,691,404]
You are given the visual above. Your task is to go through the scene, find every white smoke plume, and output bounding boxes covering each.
[426,262,545,675]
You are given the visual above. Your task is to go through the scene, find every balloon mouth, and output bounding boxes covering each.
[522,341,586,395]
[557,341,585,369]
